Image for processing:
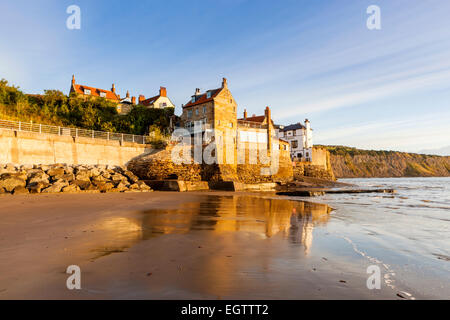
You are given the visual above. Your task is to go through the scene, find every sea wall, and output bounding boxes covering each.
[293,147,336,181]
[0,128,152,166]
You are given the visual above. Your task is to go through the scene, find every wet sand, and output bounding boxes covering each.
[0,192,400,299]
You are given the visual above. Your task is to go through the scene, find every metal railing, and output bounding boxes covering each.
[237,120,267,129]
[0,119,151,144]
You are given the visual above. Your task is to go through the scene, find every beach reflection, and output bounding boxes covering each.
[93,195,332,259]
[140,196,331,252]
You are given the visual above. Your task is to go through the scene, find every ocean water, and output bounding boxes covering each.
[309,177,450,299]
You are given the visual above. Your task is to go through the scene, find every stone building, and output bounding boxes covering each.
[277,119,313,161]
[139,87,175,109]
[178,78,292,182]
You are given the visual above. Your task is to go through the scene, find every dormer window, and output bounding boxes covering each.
[84,89,91,95]
[99,92,106,98]
[191,97,196,103]
[206,91,212,99]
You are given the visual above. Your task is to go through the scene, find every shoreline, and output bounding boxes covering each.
[0,191,402,300]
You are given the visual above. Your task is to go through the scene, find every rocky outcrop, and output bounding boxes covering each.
[127,146,294,184]
[0,163,152,195]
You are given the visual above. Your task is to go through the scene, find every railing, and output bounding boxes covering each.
[237,120,267,129]
[0,119,151,145]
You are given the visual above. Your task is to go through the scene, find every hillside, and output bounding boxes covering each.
[321,146,450,178]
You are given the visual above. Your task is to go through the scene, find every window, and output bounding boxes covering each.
[187,110,193,119]
[297,153,303,158]
[291,140,298,149]
[195,108,199,116]
[229,122,233,128]
[217,120,221,125]
[191,97,196,103]
[207,92,212,99]
[99,92,106,98]
[306,152,309,157]
[160,102,167,108]
[84,89,91,95]
[203,106,207,114]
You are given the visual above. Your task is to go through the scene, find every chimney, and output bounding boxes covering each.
[126,90,130,98]
[222,77,228,88]
[265,106,271,123]
[132,96,136,104]
[195,88,201,95]
[243,109,248,119]
[71,75,75,85]
[160,86,167,97]
[111,83,116,93]
[305,118,310,130]
[265,106,272,152]
[139,95,146,103]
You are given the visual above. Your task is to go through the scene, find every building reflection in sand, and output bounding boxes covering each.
[94,195,332,258]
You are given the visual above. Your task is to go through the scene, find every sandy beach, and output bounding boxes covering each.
[0,191,408,300]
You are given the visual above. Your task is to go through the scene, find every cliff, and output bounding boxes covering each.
[322,146,450,178]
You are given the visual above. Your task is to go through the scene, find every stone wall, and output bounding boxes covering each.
[128,144,294,184]
[293,146,336,181]
[0,129,152,166]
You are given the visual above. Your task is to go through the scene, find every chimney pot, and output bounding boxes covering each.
[132,96,136,104]
[126,90,130,98]
[195,88,201,95]
[160,86,167,97]
[243,109,247,119]
[139,95,146,103]
[111,83,116,93]
[222,78,228,88]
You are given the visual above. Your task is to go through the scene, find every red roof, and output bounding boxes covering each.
[72,83,119,101]
[183,88,222,108]
[141,95,160,106]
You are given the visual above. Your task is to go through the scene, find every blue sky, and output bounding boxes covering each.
[1,0,450,153]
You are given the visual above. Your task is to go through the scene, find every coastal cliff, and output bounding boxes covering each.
[322,146,450,178]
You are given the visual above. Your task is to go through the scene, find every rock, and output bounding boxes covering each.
[28,182,49,194]
[123,170,139,183]
[96,182,115,193]
[53,173,74,182]
[115,182,129,192]
[42,180,68,193]
[136,181,152,191]
[13,186,29,195]
[71,180,91,190]
[92,175,106,184]
[28,172,50,185]
[111,174,128,185]
[0,174,27,192]
[47,168,65,177]
[75,170,91,182]
[62,185,80,193]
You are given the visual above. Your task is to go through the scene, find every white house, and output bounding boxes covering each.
[277,119,313,161]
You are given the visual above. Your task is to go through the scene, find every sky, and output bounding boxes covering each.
[0,0,449,154]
